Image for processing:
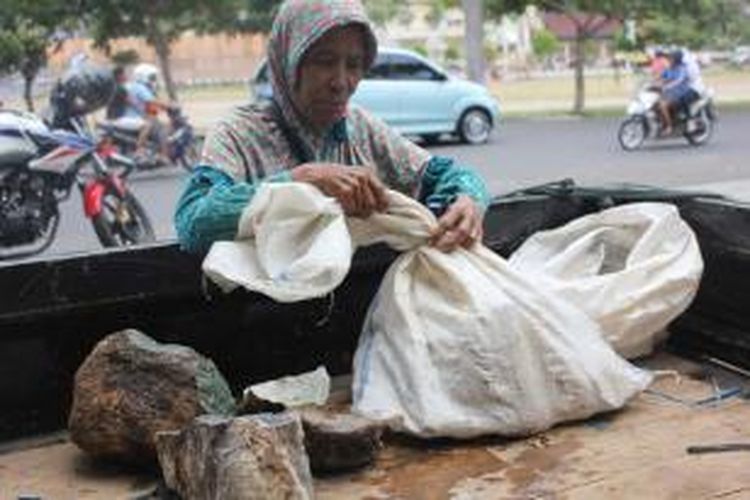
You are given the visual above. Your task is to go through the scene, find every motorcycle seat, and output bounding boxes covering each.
[98,117,144,134]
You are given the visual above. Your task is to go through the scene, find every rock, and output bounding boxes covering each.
[156,413,314,500]
[68,329,235,464]
[298,406,384,474]
[238,366,330,415]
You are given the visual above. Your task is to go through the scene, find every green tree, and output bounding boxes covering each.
[0,0,76,111]
[82,0,280,101]
[485,0,652,114]
[640,0,750,49]
[531,27,560,67]
[363,0,407,27]
[110,49,141,67]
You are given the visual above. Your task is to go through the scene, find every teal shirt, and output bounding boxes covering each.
[174,156,490,254]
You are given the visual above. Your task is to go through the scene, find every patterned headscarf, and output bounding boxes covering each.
[201,0,430,197]
[268,0,377,134]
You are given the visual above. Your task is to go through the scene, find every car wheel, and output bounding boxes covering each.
[458,108,492,144]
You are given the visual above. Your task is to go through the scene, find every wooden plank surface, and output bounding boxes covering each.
[1,353,749,499]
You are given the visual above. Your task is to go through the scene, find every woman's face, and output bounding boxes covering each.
[292,25,366,131]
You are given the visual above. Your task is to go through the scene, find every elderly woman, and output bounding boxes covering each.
[174,0,490,254]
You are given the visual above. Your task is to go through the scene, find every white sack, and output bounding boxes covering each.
[202,183,652,438]
[508,203,703,359]
[348,192,651,438]
[202,183,353,302]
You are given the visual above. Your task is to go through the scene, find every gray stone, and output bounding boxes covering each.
[156,413,313,500]
[298,406,384,474]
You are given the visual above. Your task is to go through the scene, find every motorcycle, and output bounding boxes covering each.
[0,109,155,260]
[618,83,717,151]
[96,106,202,173]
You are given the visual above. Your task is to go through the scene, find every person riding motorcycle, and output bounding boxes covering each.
[105,65,129,120]
[647,48,670,80]
[121,63,173,163]
[656,50,694,136]
[682,48,706,97]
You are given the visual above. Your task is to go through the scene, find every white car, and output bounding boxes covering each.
[251,48,501,145]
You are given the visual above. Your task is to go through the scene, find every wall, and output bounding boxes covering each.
[47,32,268,84]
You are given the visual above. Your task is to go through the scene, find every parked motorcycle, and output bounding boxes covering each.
[0,109,155,260]
[96,106,202,172]
[618,83,717,151]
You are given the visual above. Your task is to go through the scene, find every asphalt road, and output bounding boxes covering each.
[34,109,750,259]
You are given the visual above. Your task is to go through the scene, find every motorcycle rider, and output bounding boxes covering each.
[105,65,129,120]
[657,50,692,136]
[122,63,173,164]
[682,48,706,99]
[648,48,670,80]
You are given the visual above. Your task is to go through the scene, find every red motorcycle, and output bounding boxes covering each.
[0,109,154,260]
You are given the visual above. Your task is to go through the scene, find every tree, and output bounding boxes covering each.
[485,0,649,114]
[463,0,486,83]
[363,0,408,27]
[82,0,280,101]
[531,27,560,68]
[640,0,750,49]
[0,0,76,111]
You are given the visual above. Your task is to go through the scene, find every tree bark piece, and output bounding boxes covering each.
[68,329,235,465]
[299,406,384,474]
[156,413,314,500]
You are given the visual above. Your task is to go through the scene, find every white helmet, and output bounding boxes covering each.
[132,63,160,90]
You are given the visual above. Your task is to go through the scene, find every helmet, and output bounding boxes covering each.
[132,63,160,90]
[670,49,684,65]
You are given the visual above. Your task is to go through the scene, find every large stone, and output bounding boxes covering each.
[298,406,384,474]
[68,329,235,464]
[156,413,314,500]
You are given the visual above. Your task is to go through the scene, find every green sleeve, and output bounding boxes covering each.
[419,156,490,214]
[173,165,292,253]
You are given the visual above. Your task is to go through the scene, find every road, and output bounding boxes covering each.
[38,109,750,258]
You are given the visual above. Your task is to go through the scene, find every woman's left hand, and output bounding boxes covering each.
[431,195,484,252]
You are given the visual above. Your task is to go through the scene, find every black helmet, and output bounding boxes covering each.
[670,49,684,65]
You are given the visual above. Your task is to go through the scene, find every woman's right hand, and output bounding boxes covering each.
[291,163,388,217]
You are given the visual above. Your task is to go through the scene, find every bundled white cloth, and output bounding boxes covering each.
[202,183,701,438]
[508,203,703,359]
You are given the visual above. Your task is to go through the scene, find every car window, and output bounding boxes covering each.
[388,54,439,81]
[365,54,391,80]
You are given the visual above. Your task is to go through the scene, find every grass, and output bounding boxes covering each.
[490,68,750,117]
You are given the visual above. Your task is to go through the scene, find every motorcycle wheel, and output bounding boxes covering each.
[178,142,200,173]
[618,116,647,151]
[91,184,155,247]
[685,110,714,146]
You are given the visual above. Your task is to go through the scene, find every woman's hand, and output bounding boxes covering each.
[431,195,484,252]
[291,163,388,217]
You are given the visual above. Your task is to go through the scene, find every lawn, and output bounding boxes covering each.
[490,68,750,115]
